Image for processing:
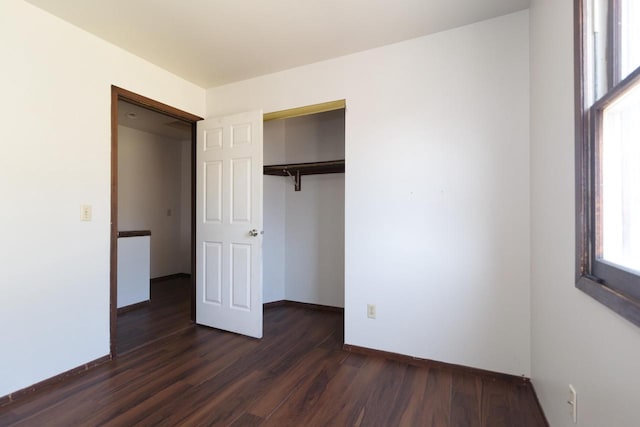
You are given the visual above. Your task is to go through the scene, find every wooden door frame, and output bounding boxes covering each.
[110,86,202,357]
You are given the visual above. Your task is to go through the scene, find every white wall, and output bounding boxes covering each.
[0,0,204,397]
[284,174,345,307]
[209,11,531,376]
[530,1,640,425]
[282,111,345,307]
[282,111,345,162]
[178,140,192,274]
[118,126,190,278]
[263,120,287,303]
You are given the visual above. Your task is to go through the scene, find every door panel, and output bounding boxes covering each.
[203,241,222,305]
[196,110,263,338]
[231,243,251,310]
[231,158,252,223]
[205,161,222,222]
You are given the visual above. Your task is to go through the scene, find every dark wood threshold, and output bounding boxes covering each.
[0,355,111,408]
[117,230,151,238]
[116,300,150,315]
[264,300,344,313]
[118,324,195,357]
[343,344,529,385]
[150,273,191,284]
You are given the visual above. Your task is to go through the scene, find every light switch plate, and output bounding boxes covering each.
[80,205,92,221]
[367,304,376,319]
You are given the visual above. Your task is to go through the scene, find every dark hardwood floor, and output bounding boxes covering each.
[1,305,546,426]
[117,276,192,354]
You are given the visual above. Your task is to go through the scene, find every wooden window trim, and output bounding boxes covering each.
[606,0,622,88]
[574,0,640,327]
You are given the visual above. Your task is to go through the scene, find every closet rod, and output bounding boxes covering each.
[263,159,345,192]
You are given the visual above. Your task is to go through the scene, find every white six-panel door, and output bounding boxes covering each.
[196,111,263,338]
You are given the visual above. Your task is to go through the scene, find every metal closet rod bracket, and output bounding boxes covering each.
[284,169,301,191]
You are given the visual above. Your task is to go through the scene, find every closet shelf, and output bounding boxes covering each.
[263,160,345,176]
[263,160,345,191]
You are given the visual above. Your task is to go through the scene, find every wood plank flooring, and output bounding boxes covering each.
[116,277,192,354]
[1,303,546,426]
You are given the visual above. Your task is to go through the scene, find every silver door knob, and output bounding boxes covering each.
[249,229,259,237]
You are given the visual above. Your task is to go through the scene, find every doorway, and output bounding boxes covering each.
[110,86,202,357]
[262,107,346,310]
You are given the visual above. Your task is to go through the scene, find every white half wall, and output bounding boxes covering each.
[0,0,204,397]
[209,11,531,376]
[530,0,640,425]
[117,236,151,308]
[118,126,190,278]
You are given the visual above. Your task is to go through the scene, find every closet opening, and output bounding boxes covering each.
[262,103,346,328]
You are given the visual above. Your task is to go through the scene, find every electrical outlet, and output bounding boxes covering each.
[568,384,577,423]
[80,204,92,221]
[367,304,376,319]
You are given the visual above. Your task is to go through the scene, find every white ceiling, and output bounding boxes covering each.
[25,0,530,88]
[118,100,191,140]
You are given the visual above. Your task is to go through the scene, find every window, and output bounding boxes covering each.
[575,0,640,326]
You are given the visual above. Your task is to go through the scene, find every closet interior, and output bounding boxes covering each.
[263,107,345,309]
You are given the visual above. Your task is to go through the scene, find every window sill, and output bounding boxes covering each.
[577,276,640,327]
